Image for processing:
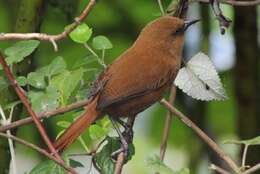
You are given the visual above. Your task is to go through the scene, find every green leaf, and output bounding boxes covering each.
[37,56,66,79]
[69,23,92,44]
[28,86,59,113]
[27,71,46,89]
[30,159,66,174]
[94,136,135,174]
[5,40,40,65]
[146,155,175,174]
[57,121,71,128]
[45,56,67,77]
[92,35,113,50]
[224,136,260,146]
[50,68,84,105]
[69,159,84,168]
[96,116,111,130]
[16,76,27,86]
[89,124,106,140]
[72,55,97,69]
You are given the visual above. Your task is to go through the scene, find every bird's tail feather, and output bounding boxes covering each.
[54,97,101,152]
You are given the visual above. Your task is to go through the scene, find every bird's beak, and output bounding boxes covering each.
[183,19,200,31]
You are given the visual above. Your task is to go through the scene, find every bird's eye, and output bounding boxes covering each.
[172,25,184,36]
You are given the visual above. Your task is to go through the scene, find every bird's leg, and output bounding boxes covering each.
[109,117,129,159]
[112,118,134,144]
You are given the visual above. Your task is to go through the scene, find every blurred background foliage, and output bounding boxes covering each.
[0,0,259,173]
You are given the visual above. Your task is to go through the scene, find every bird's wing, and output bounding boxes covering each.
[94,49,177,110]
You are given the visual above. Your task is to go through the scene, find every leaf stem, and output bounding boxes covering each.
[101,49,106,66]
[84,43,106,68]
[78,136,90,152]
[157,0,165,15]
[242,144,249,169]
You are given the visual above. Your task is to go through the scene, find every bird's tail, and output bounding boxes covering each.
[54,97,102,152]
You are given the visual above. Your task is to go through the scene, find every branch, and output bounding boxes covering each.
[115,153,125,174]
[192,0,260,6]
[209,164,231,174]
[159,87,176,161]
[0,99,90,132]
[0,0,96,50]
[114,116,136,174]
[160,99,240,173]
[242,163,260,174]
[210,0,231,34]
[0,132,77,174]
[0,52,63,162]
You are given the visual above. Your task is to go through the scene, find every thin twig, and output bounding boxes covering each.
[192,0,260,6]
[114,116,136,174]
[210,0,231,34]
[0,99,90,132]
[0,52,64,162]
[209,164,231,174]
[242,144,249,169]
[160,99,240,173]
[0,132,77,174]
[242,163,260,174]
[0,0,96,49]
[159,87,176,161]
[0,106,17,174]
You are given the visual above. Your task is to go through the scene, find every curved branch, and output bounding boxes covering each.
[0,99,90,132]
[160,99,240,173]
[0,0,96,43]
[242,163,260,174]
[0,132,77,174]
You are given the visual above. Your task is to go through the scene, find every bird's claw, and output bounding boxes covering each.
[111,138,129,162]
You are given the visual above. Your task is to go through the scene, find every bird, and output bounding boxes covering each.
[54,16,199,152]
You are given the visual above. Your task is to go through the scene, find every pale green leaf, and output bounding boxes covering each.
[69,23,92,44]
[27,72,46,89]
[28,86,59,113]
[50,68,84,105]
[146,155,175,174]
[224,136,260,146]
[47,56,67,76]
[30,159,66,174]
[89,124,106,140]
[5,40,40,65]
[92,35,113,50]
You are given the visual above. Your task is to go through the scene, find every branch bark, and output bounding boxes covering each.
[0,0,96,51]
[0,52,64,162]
[242,163,260,174]
[0,99,90,132]
[160,99,240,173]
[0,132,77,174]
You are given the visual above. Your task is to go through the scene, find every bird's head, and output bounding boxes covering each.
[137,16,199,56]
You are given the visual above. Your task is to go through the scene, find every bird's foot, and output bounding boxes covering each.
[111,139,129,162]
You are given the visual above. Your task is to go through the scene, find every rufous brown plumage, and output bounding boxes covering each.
[54,16,198,152]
